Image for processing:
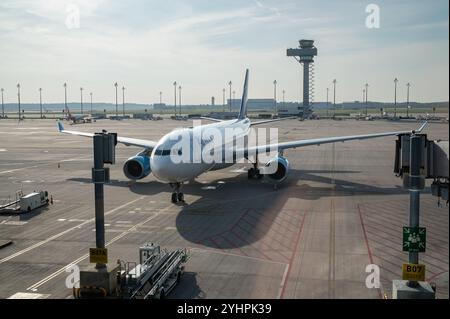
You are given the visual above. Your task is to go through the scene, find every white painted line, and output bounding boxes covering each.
[0,155,91,175]
[26,205,170,291]
[4,221,28,226]
[8,292,50,299]
[57,219,66,222]
[277,264,290,299]
[0,196,145,265]
[189,247,288,266]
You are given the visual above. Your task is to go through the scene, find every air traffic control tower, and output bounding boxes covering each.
[287,40,317,118]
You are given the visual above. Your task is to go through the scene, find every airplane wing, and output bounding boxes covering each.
[197,117,224,122]
[239,122,428,155]
[250,117,297,126]
[57,122,158,149]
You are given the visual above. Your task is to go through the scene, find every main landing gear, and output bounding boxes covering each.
[170,183,184,203]
[247,163,263,179]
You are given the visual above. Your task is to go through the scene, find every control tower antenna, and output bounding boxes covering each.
[287,39,318,118]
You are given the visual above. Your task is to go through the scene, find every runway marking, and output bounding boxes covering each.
[0,155,92,175]
[328,198,336,299]
[358,204,383,299]
[189,247,287,265]
[26,205,170,292]
[0,196,145,265]
[4,221,28,226]
[278,211,307,299]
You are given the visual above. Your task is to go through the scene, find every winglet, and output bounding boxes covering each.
[238,69,249,120]
[57,121,64,132]
[414,121,428,134]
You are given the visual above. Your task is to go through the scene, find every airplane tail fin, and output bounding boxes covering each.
[238,69,249,120]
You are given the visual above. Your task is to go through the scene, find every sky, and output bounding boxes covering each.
[0,0,448,105]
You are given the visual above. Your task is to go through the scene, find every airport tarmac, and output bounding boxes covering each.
[0,118,448,299]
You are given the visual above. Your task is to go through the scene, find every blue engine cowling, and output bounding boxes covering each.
[123,155,151,180]
[264,156,289,183]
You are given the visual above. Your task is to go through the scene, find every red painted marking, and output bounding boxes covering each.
[358,204,383,299]
[427,270,449,281]
[219,234,250,257]
[279,212,307,299]
[230,228,274,261]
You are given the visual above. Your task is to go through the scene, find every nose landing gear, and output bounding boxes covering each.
[170,183,185,203]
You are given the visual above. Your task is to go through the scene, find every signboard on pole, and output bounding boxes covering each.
[89,248,108,264]
[402,226,426,252]
[402,263,426,281]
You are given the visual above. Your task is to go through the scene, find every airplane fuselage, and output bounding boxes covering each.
[150,118,251,183]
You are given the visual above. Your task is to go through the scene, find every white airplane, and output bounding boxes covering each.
[57,69,427,203]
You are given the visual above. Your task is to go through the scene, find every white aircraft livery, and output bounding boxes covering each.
[57,69,427,203]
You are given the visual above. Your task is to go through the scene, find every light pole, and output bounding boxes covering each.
[232,90,235,105]
[222,88,225,113]
[122,86,125,116]
[1,88,4,118]
[365,83,369,116]
[406,82,411,118]
[394,78,398,118]
[17,83,21,120]
[90,92,93,114]
[63,82,67,115]
[332,79,337,117]
[173,81,177,117]
[228,81,232,112]
[114,82,118,117]
[39,88,43,119]
[80,87,83,114]
[282,89,285,109]
[273,80,277,115]
[326,87,329,117]
[178,85,182,117]
[159,91,162,104]
[362,89,365,116]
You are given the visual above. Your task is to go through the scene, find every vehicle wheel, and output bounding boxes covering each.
[177,192,184,202]
[159,289,165,299]
[171,193,178,203]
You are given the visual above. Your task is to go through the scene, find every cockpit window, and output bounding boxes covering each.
[153,149,171,156]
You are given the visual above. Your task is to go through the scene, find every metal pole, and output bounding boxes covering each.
[365,83,369,116]
[173,82,177,118]
[80,87,83,115]
[17,84,21,120]
[64,83,67,114]
[407,134,423,287]
[114,83,118,117]
[90,92,93,114]
[363,89,365,116]
[93,134,106,269]
[39,88,43,119]
[273,80,277,115]
[332,79,336,117]
[326,87,329,117]
[159,91,162,104]
[222,88,225,113]
[228,81,232,112]
[178,85,182,117]
[282,89,285,110]
[406,83,410,118]
[394,78,398,118]
[122,86,125,116]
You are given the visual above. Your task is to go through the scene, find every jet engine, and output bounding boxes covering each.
[123,155,151,180]
[264,156,289,183]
